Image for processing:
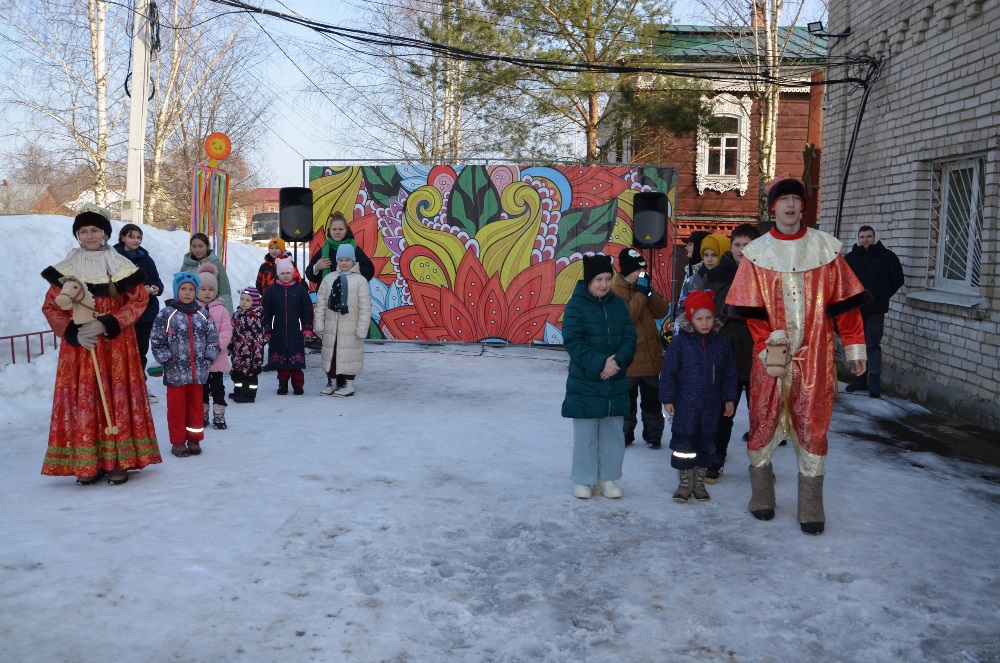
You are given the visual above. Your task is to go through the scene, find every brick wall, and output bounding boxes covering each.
[822,0,1000,428]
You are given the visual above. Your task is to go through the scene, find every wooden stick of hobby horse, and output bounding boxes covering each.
[89,347,118,435]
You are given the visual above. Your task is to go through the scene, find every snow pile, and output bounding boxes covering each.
[1,215,999,662]
[0,214,271,338]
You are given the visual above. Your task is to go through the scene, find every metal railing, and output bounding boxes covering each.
[0,330,59,368]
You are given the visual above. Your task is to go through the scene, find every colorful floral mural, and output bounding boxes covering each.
[308,164,677,344]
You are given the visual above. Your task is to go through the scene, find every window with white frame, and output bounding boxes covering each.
[708,117,740,176]
[696,93,752,196]
[930,156,985,293]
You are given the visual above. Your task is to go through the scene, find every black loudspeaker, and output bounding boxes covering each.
[279,187,314,242]
[632,191,668,248]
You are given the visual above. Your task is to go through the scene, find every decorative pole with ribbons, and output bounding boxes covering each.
[191,132,232,266]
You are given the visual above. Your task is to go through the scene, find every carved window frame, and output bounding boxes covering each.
[696,93,753,196]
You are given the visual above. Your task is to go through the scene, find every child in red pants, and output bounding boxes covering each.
[150,271,220,457]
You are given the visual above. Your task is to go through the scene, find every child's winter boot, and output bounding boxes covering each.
[573,484,593,499]
[277,380,289,395]
[692,467,710,501]
[293,385,304,395]
[320,378,337,396]
[333,379,356,397]
[213,404,227,430]
[229,381,242,401]
[673,469,694,502]
[245,382,257,403]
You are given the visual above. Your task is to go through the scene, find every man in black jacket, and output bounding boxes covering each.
[844,226,905,397]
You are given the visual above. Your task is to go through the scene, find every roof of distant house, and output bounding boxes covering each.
[0,183,48,215]
[656,25,827,63]
[232,187,281,205]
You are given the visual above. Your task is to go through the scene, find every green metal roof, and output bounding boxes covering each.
[656,25,827,63]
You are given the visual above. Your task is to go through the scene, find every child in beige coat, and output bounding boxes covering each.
[315,244,372,396]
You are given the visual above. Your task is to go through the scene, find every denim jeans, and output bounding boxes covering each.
[571,417,625,485]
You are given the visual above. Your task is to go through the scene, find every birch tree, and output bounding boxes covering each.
[0,0,128,206]
[144,0,272,226]
[694,0,822,220]
[304,0,528,161]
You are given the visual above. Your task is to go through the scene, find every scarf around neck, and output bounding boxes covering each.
[319,237,358,282]
[55,247,138,285]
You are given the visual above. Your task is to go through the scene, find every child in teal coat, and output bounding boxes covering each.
[561,255,637,499]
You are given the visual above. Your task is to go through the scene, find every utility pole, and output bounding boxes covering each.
[123,0,152,224]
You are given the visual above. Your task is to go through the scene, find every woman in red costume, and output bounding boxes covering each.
[725,175,868,534]
[40,208,161,485]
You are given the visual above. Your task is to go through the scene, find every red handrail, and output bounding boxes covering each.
[0,330,59,366]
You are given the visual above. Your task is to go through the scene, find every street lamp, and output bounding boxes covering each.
[807,21,852,41]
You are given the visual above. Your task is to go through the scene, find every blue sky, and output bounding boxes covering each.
[255,0,829,187]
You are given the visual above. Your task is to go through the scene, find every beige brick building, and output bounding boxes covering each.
[820,0,999,428]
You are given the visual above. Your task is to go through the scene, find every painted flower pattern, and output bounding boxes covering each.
[307,164,678,343]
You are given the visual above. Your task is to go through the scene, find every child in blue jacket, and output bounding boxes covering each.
[659,289,737,502]
[151,272,220,458]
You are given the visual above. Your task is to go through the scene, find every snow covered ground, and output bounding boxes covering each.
[1,215,999,662]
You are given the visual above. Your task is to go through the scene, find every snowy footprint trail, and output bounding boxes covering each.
[1,345,999,663]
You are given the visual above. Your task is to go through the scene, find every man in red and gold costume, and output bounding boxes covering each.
[725,175,868,534]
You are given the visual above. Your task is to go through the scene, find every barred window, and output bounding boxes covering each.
[930,157,985,292]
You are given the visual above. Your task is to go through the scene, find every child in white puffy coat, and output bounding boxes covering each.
[315,244,372,396]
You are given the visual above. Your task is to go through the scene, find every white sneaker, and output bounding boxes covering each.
[598,480,623,498]
[573,484,593,499]
[320,379,336,396]
[333,380,356,397]
[147,393,159,404]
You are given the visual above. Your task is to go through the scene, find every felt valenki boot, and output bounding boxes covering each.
[798,474,825,535]
[748,463,776,520]
[673,469,694,502]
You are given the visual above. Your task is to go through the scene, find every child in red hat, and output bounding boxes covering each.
[659,289,738,502]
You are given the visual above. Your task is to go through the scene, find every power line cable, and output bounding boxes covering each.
[203,0,856,87]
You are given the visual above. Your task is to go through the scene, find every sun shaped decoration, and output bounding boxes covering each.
[204,132,232,166]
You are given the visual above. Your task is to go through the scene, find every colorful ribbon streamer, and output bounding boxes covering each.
[190,163,230,266]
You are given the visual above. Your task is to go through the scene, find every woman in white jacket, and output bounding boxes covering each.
[315,244,372,396]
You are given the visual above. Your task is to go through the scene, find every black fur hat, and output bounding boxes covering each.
[73,210,112,239]
[766,175,807,214]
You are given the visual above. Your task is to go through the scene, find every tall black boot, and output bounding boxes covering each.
[845,372,868,392]
[868,374,881,398]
